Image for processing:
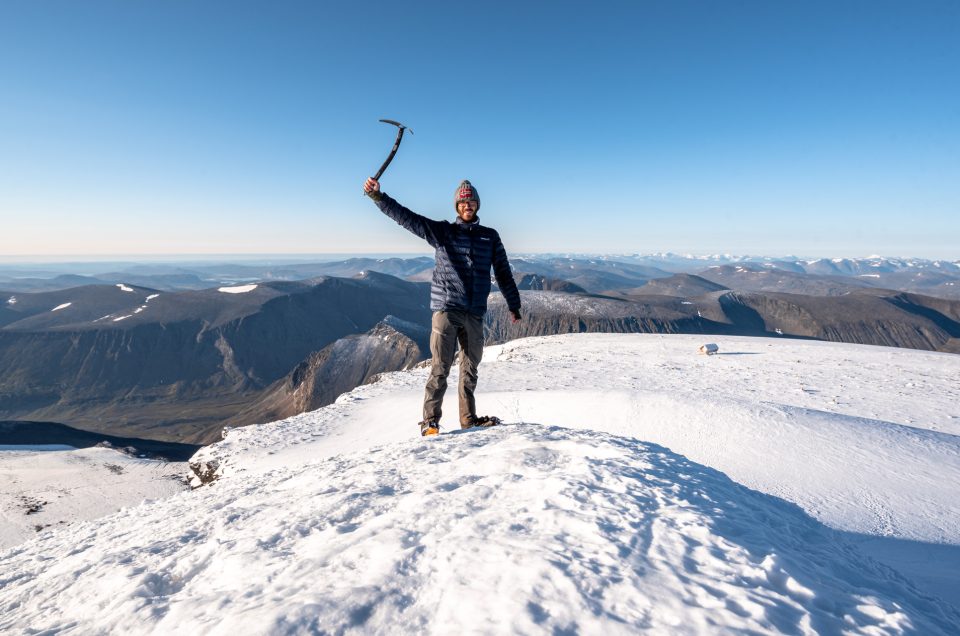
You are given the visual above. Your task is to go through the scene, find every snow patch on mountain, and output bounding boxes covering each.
[518,290,604,315]
[6,296,15,304]
[218,284,258,294]
[50,302,71,312]
[116,283,134,292]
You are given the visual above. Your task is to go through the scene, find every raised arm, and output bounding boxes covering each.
[364,177,444,247]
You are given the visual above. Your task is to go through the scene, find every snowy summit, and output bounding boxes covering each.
[1,334,959,634]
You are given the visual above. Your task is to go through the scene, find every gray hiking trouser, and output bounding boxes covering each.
[423,309,484,426]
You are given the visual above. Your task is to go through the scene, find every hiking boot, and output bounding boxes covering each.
[461,415,501,430]
[419,420,440,437]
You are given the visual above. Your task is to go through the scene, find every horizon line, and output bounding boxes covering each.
[1,252,958,265]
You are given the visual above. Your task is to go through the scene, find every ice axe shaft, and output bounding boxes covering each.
[372,119,412,181]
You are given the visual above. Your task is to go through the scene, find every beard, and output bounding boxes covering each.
[457,205,478,222]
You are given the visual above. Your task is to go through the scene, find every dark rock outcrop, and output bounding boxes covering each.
[486,289,960,353]
[227,318,428,427]
[485,291,728,343]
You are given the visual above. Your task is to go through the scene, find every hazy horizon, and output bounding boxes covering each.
[1,251,957,272]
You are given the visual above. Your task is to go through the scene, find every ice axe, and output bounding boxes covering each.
[371,119,412,182]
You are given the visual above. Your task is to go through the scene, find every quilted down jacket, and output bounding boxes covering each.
[373,193,521,316]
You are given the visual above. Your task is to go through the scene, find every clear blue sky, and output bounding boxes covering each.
[1,1,957,259]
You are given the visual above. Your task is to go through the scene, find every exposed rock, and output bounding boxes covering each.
[188,459,221,488]
[225,319,427,428]
[486,289,960,353]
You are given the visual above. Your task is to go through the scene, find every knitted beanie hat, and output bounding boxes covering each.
[454,180,480,211]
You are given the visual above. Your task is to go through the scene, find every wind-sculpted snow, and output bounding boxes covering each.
[2,334,959,633]
[188,335,960,610]
[3,426,957,634]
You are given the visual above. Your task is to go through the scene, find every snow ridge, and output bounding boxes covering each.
[2,334,959,634]
[3,425,956,634]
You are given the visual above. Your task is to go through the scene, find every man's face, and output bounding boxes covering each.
[457,200,478,222]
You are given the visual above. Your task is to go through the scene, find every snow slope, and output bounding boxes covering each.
[2,334,959,634]
[0,446,189,550]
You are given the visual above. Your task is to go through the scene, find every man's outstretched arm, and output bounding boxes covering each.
[364,177,443,247]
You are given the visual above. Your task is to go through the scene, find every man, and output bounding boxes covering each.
[363,176,522,436]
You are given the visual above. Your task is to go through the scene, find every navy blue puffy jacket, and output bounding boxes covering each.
[373,193,521,316]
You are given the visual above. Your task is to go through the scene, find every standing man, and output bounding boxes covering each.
[364,177,522,436]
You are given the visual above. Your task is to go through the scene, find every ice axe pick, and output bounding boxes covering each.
[371,119,412,182]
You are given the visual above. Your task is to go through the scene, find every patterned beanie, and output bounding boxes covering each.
[454,180,480,211]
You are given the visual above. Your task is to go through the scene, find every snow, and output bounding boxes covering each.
[112,315,132,322]
[0,446,187,550]
[146,294,160,301]
[50,302,71,312]
[6,296,15,305]
[218,284,258,294]
[1,334,959,634]
[116,283,134,292]
[859,274,881,278]
[519,291,605,315]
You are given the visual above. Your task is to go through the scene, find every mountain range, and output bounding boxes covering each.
[1,255,959,444]
[3,254,959,298]
[1,273,432,443]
